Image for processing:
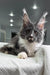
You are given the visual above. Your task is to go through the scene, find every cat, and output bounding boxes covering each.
[0,9,48,59]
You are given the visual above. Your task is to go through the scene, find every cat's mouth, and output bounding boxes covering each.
[28,36,34,43]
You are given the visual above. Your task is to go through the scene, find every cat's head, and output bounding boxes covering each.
[20,8,48,45]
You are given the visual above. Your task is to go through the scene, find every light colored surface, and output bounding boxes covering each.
[0,42,8,47]
[0,51,43,75]
[0,43,50,75]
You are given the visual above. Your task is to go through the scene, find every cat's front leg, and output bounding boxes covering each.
[17,47,28,59]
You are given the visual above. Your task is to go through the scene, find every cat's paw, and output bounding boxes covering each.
[17,52,28,59]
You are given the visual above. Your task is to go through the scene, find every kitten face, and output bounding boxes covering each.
[20,9,48,44]
[20,22,43,43]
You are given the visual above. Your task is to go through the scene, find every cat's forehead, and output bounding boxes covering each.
[24,22,34,29]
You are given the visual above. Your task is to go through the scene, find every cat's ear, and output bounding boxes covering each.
[37,12,48,30]
[23,8,30,26]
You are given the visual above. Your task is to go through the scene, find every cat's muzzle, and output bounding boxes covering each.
[28,36,35,43]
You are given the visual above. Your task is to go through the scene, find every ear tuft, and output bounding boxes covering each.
[43,12,48,18]
[22,8,30,26]
[37,12,48,30]
[23,8,27,14]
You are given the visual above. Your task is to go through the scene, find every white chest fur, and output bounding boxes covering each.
[18,37,36,56]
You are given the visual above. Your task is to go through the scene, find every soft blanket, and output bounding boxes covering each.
[0,43,50,75]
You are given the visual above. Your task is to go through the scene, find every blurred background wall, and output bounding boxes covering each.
[0,0,50,45]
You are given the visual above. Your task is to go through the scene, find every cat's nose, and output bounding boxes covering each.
[30,33,33,37]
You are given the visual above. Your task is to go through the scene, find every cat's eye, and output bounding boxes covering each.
[34,30,38,35]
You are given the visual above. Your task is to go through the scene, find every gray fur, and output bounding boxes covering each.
[0,9,48,57]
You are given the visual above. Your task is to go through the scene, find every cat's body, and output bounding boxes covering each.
[0,9,48,58]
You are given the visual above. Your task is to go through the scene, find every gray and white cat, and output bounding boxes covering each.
[0,9,48,59]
